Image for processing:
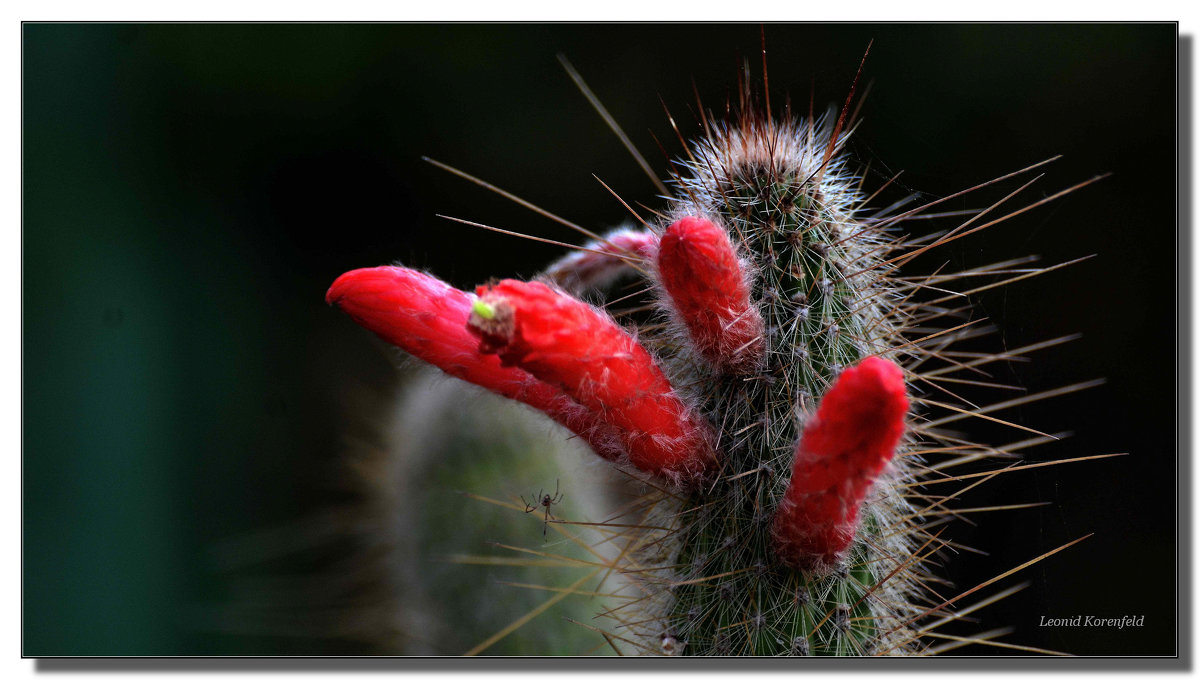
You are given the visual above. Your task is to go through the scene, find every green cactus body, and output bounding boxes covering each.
[591,115,920,656]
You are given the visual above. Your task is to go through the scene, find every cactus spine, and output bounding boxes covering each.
[328,53,1102,656]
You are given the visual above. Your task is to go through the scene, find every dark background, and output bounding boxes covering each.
[23,23,1178,656]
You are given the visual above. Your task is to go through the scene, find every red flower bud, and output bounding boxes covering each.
[656,216,764,374]
[544,227,659,294]
[327,266,623,460]
[772,356,908,571]
[468,278,717,484]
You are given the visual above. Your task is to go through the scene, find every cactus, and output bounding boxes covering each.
[326,48,1108,656]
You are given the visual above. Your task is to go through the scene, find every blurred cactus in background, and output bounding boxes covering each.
[354,367,616,654]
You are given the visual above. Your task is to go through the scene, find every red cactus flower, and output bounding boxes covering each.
[326,266,624,460]
[772,356,909,571]
[656,216,764,374]
[544,227,659,294]
[468,278,717,484]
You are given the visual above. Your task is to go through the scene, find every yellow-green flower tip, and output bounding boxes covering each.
[472,298,496,320]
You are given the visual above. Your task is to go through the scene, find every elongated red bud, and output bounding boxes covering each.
[657,216,764,374]
[772,356,908,571]
[544,227,659,294]
[467,279,717,484]
[326,266,623,460]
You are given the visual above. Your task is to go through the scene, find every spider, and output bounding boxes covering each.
[522,480,564,537]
